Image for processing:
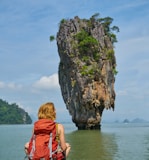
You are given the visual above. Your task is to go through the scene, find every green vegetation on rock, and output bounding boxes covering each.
[0,99,32,124]
[74,29,99,57]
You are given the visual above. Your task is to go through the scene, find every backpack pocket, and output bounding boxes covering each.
[34,145,49,159]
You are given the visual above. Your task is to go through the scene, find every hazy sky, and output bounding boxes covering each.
[0,0,149,123]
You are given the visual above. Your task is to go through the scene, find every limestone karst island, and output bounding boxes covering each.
[50,13,119,130]
[0,99,32,124]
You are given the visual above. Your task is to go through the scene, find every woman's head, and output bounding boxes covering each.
[38,102,56,120]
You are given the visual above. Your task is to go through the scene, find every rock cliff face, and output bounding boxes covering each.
[56,14,118,129]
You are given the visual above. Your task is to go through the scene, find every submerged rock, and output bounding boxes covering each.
[56,14,118,129]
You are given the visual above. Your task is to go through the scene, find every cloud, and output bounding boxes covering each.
[0,81,5,88]
[0,81,22,90]
[119,36,149,54]
[115,0,149,11]
[33,73,60,90]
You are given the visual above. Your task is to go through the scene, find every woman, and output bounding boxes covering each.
[24,102,71,160]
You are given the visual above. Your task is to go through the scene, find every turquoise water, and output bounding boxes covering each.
[0,123,149,160]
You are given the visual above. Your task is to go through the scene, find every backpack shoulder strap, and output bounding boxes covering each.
[27,134,36,160]
[56,123,59,142]
[49,132,53,159]
[49,123,59,159]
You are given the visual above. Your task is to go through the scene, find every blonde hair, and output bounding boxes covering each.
[38,102,56,120]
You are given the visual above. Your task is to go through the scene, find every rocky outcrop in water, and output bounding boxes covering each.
[56,14,119,129]
[0,99,32,124]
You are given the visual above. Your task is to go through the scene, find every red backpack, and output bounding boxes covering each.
[27,119,65,160]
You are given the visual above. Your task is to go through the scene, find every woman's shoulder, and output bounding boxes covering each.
[57,123,64,129]
[57,123,64,133]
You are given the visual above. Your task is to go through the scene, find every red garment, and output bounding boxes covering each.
[34,119,58,152]
[28,119,59,160]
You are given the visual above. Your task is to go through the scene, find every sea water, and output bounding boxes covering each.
[0,122,149,160]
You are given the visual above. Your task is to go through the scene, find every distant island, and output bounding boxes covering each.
[123,118,148,123]
[0,99,32,124]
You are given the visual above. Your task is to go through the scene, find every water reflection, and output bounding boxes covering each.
[66,130,118,160]
[144,133,149,160]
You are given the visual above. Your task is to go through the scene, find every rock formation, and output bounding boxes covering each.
[56,14,118,129]
[0,98,32,124]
